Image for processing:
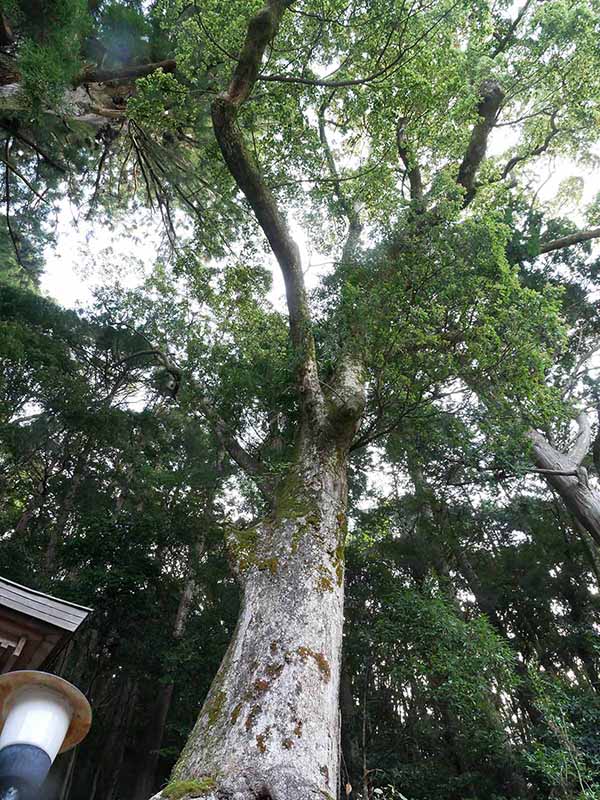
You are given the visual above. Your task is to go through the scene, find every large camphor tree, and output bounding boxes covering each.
[3,1,600,798]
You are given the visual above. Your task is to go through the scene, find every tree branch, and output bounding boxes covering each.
[210,0,325,421]
[318,95,362,260]
[0,153,49,204]
[256,0,462,90]
[538,226,600,255]
[76,59,177,86]
[499,111,559,181]
[0,124,67,173]
[527,467,580,477]
[568,412,592,466]
[490,0,534,57]
[396,116,423,202]
[456,80,505,204]
[4,137,27,275]
[118,349,273,498]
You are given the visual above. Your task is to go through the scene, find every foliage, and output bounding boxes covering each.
[8,0,91,107]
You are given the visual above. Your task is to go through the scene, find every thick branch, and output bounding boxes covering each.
[527,419,600,546]
[0,59,174,128]
[210,0,324,419]
[538,226,600,255]
[76,59,177,86]
[457,80,505,204]
[0,82,125,128]
[226,0,293,106]
[396,117,423,202]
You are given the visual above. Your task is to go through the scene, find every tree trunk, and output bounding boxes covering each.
[161,437,351,800]
[133,536,206,800]
[340,661,360,794]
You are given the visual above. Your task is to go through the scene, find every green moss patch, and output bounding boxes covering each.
[163,778,216,799]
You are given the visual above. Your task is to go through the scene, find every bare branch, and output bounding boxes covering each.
[318,95,362,260]
[211,0,325,420]
[527,413,592,470]
[456,80,505,204]
[499,112,559,180]
[538,226,600,255]
[527,423,600,546]
[527,468,580,477]
[568,412,592,466]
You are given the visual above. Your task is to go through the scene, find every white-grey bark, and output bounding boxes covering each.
[157,437,351,800]
[146,3,366,794]
[528,413,600,546]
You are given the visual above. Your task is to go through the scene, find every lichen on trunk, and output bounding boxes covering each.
[157,437,352,800]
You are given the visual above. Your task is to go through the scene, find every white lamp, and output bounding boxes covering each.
[0,672,91,799]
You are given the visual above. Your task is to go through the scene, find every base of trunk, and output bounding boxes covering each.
[153,768,329,800]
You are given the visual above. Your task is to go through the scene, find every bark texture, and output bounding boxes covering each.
[528,413,600,546]
[164,438,354,799]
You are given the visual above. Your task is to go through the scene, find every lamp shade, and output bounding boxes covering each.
[0,671,91,755]
[0,672,92,795]
[0,686,72,763]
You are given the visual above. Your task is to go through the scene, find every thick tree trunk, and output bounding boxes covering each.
[160,437,351,800]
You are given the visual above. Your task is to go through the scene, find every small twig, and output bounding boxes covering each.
[0,153,49,204]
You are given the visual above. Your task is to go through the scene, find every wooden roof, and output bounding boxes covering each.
[0,577,91,673]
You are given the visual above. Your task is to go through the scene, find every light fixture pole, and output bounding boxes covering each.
[0,672,91,800]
